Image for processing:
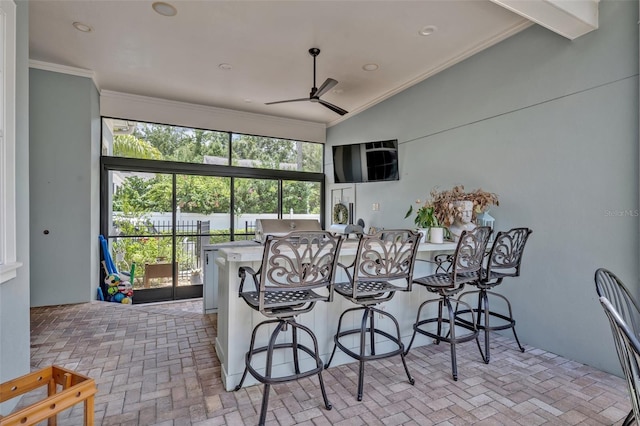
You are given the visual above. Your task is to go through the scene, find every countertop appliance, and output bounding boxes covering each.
[254,219,322,243]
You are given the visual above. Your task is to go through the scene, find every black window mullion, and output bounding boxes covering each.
[278,180,283,219]
[100,156,323,182]
[230,177,236,241]
[172,174,177,299]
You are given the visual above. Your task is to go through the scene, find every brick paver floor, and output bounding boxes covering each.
[15,299,631,425]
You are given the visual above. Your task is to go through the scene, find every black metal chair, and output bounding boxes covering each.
[405,226,492,381]
[595,268,640,337]
[324,229,421,401]
[234,231,343,426]
[456,227,532,363]
[598,295,640,426]
[595,268,640,426]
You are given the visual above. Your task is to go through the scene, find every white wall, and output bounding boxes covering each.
[326,0,638,374]
[0,0,31,415]
[100,91,326,144]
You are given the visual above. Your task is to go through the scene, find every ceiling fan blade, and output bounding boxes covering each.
[319,99,348,116]
[314,78,338,98]
[265,98,309,106]
[267,49,344,115]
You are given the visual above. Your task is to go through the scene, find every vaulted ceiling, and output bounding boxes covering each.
[29,0,598,126]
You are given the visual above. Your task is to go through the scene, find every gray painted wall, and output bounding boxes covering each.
[29,69,100,307]
[0,0,31,415]
[326,0,639,374]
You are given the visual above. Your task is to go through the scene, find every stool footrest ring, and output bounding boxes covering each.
[244,342,323,385]
[333,327,405,361]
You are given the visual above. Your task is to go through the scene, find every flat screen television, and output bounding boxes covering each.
[332,139,399,183]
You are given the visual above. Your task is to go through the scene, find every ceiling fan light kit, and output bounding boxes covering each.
[266,48,348,116]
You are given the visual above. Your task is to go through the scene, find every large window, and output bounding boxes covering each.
[101,118,324,303]
[104,119,230,164]
[231,133,322,172]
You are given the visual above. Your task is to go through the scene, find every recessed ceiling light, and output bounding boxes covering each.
[218,63,232,70]
[419,25,438,36]
[362,63,379,71]
[244,99,252,103]
[332,89,344,94]
[72,21,92,33]
[152,2,177,17]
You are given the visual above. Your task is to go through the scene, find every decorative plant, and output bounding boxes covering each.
[408,185,499,229]
[430,185,499,227]
[405,202,441,228]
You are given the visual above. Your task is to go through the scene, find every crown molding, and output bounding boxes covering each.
[28,60,100,90]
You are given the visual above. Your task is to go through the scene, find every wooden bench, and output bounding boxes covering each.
[0,365,96,426]
[143,262,175,288]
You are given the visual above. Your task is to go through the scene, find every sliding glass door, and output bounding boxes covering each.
[106,170,231,303]
[175,174,231,297]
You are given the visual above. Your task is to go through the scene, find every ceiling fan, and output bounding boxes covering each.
[266,48,348,116]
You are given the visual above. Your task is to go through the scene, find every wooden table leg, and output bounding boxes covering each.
[84,395,94,426]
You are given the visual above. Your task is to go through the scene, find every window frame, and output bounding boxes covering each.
[100,119,326,304]
[0,0,20,284]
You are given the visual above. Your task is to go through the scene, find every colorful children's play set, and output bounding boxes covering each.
[99,235,134,304]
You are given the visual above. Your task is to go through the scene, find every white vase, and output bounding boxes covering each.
[428,227,444,244]
[418,228,429,243]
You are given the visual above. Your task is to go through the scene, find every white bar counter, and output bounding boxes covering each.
[214,239,457,391]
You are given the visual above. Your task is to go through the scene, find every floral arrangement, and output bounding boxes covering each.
[407,185,499,228]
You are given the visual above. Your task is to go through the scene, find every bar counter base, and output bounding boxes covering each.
[214,240,457,391]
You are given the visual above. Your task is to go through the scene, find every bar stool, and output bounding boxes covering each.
[599,296,640,426]
[595,268,640,426]
[234,231,343,426]
[405,226,492,381]
[457,227,532,363]
[324,229,421,401]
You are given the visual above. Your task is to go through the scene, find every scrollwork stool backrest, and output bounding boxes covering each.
[485,228,533,280]
[451,226,492,284]
[351,229,421,295]
[259,231,343,312]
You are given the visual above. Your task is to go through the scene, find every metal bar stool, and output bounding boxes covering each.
[456,227,532,363]
[234,231,343,426]
[324,229,421,401]
[599,296,640,426]
[405,226,492,381]
[595,268,640,426]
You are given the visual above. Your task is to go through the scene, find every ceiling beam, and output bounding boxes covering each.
[491,0,599,40]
